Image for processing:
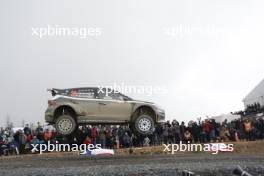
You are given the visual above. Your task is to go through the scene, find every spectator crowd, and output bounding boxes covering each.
[1,116,264,156]
[233,102,264,116]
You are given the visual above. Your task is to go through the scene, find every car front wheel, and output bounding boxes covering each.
[134,115,154,135]
[55,115,77,136]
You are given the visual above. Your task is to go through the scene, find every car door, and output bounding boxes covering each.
[97,90,132,122]
[69,88,100,122]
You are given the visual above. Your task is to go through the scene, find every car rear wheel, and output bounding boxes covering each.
[55,115,77,136]
[134,114,154,135]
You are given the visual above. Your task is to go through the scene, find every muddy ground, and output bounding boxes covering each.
[0,153,263,176]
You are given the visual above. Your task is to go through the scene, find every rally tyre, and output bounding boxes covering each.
[134,114,154,135]
[55,115,77,136]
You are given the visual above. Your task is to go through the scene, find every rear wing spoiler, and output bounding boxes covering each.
[47,88,67,97]
[47,88,57,96]
[47,88,88,97]
[47,87,102,98]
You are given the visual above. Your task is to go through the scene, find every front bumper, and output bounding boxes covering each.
[156,110,165,123]
[45,109,54,123]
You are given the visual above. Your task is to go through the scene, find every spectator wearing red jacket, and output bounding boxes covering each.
[91,126,97,145]
[202,119,212,142]
[83,136,92,145]
[26,134,33,142]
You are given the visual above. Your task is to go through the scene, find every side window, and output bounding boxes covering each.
[69,88,95,99]
[98,88,108,99]
[97,88,123,100]
[109,93,123,101]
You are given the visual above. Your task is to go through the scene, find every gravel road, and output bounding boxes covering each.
[1,153,263,176]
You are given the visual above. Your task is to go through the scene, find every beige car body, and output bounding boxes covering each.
[45,87,165,126]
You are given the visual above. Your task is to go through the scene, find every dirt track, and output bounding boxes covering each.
[1,153,264,176]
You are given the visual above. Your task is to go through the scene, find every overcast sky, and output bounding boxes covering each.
[0,0,264,127]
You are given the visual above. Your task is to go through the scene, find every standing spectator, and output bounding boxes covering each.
[151,126,158,146]
[75,127,85,145]
[0,134,6,155]
[31,136,43,153]
[202,119,211,142]
[35,122,44,141]
[210,119,217,142]
[222,119,228,127]
[23,124,31,136]
[122,132,131,148]
[84,125,91,139]
[162,124,169,144]
[191,122,200,143]
[112,125,118,137]
[243,119,253,141]
[105,126,112,148]
[171,120,180,143]
[180,122,186,141]
[118,126,125,148]
[168,125,173,144]
[220,126,230,142]
[233,129,240,142]
[17,130,26,154]
[99,126,106,148]
[113,135,120,149]
[91,126,97,145]
[155,123,163,145]
[83,136,92,145]
[255,118,264,139]
[43,129,52,142]
[183,130,192,143]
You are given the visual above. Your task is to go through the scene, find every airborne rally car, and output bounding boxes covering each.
[45,87,165,136]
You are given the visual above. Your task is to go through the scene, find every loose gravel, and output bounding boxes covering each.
[0,153,263,176]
